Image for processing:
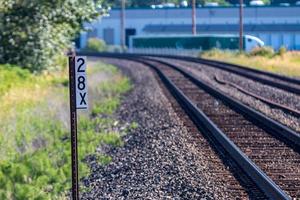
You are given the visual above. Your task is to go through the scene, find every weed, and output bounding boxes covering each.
[92,98,120,116]
[101,132,123,147]
[130,122,139,129]
[84,38,107,52]
[0,61,132,199]
[96,155,112,165]
[249,46,275,57]
[277,46,287,57]
[201,50,300,77]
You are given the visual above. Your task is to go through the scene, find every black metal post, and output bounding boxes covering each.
[69,56,79,200]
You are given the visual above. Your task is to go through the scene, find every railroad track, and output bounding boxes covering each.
[213,75,300,118]
[145,56,300,120]
[139,57,300,199]
[148,54,300,95]
[81,53,300,199]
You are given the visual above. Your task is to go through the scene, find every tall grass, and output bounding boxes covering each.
[0,61,132,199]
[200,49,300,77]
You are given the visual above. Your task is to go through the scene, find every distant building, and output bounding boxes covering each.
[80,6,300,50]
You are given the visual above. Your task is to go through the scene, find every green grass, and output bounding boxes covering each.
[200,49,300,77]
[130,122,139,130]
[0,61,132,199]
[92,97,121,116]
[0,65,32,95]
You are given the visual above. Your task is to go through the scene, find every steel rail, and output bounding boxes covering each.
[143,57,300,150]
[130,57,291,200]
[146,55,300,95]
[145,54,300,85]
[81,52,300,148]
[82,52,292,199]
[214,75,300,118]
[82,52,300,94]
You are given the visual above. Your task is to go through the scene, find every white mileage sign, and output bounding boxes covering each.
[75,56,88,109]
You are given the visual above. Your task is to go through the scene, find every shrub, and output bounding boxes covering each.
[107,45,123,53]
[0,0,102,72]
[277,46,287,57]
[85,38,107,52]
[249,46,275,58]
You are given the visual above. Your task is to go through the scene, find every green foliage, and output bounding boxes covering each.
[277,46,287,57]
[0,63,132,199]
[130,122,139,129]
[261,0,271,4]
[0,64,32,95]
[0,0,102,72]
[85,38,107,52]
[201,49,300,77]
[92,76,132,116]
[97,155,112,165]
[0,118,71,199]
[92,98,120,116]
[249,46,275,58]
[100,76,132,96]
[107,45,124,53]
[101,132,123,147]
[199,48,240,58]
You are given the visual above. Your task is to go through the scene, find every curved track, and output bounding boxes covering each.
[150,54,300,95]
[80,53,300,199]
[139,57,300,199]
[213,75,300,118]
[146,56,300,121]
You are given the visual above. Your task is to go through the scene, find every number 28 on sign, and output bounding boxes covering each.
[75,56,88,109]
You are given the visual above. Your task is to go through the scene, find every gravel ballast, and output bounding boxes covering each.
[81,58,251,199]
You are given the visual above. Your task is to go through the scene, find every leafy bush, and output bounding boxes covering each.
[85,38,107,52]
[277,46,287,57]
[0,0,102,72]
[249,46,275,58]
[107,45,123,53]
[200,48,243,58]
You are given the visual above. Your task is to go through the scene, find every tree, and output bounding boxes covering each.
[0,0,103,72]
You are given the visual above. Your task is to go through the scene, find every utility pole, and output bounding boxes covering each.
[239,0,244,51]
[121,0,126,51]
[192,0,197,35]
